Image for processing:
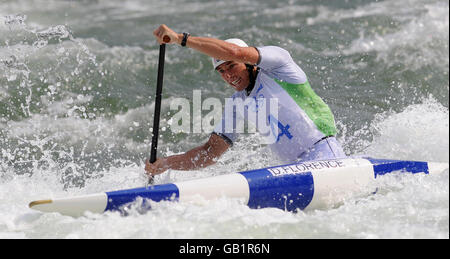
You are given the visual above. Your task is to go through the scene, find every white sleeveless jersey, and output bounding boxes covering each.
[214,46,337,162]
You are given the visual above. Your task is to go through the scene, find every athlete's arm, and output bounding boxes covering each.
[145,133,230,177]
[153,24,259,65]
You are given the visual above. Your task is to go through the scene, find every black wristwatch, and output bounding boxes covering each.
[181,32,190,47]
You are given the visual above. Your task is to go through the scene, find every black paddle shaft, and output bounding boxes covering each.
[149,43,166,180]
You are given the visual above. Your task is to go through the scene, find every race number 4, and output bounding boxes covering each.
[268,114,293,142]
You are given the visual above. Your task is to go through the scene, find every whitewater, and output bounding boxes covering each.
[0,0,448,239]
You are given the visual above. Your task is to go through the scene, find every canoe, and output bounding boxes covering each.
[29,157,449,217]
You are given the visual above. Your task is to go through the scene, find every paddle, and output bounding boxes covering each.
[148,36,170,185]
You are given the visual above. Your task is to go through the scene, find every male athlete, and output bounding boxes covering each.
[145,24,346,177]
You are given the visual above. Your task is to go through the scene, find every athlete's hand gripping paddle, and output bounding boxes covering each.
[148,36,170,185]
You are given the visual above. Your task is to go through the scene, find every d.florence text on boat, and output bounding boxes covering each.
[145,24,347,176]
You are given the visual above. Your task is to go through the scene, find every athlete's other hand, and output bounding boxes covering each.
[153,24,179,45]
[145,157,169,177]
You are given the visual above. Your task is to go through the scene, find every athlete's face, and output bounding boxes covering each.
[216,61,249,91]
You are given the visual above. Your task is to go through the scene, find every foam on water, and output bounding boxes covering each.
[340,1,449,71]
[361,97,449,162]
[2,164,448,239]
[2,98,448,238]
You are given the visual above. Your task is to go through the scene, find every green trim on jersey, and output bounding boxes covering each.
[275,79,337,137]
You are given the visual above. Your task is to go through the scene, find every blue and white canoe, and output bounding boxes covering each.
[29,157,449,217]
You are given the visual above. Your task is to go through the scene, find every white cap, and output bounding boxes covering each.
[212,38,248,70]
